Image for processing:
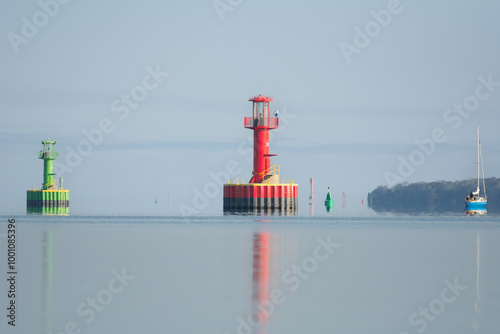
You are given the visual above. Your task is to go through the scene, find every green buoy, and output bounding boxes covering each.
[325,187,333,212]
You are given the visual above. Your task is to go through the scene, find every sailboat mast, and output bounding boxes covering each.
[477,128,480,191]
[480,135,486,197]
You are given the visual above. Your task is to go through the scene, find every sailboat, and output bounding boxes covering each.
[465,128,487,210]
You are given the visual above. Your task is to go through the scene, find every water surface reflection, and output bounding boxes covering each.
[10,215,500,334]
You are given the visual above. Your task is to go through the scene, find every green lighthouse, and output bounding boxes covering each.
[27,139,69,214]
[40,139,57,189]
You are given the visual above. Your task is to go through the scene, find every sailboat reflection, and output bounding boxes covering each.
[465,209,487,216]
[473,231,481,332]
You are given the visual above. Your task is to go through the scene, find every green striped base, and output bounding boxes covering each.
[27,190,70,215]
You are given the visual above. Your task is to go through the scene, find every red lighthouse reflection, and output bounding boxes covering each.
[251,232,270,334]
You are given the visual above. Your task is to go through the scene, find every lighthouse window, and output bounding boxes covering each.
[264,102,269,126]
[258,103,264,126]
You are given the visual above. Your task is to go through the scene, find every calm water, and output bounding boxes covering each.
[1,214,499,334]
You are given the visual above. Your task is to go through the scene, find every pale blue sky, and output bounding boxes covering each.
[1,0,499,215]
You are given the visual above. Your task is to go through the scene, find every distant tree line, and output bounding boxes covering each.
[367,178,500,214]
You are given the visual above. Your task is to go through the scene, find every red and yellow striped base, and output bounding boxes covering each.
[223,183,298,214]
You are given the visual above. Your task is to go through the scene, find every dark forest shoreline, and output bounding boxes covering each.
[368,178,499,214]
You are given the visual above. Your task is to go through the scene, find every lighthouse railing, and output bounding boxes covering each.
[43,178,60,190]
[268,117,279,128]
[244,117,279,129]
[244,117,254,127]
[254,165,280,179]
[39,151,58,159]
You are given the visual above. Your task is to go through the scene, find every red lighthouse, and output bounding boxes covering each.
[223,94,298,214]
[246,95,278,183]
